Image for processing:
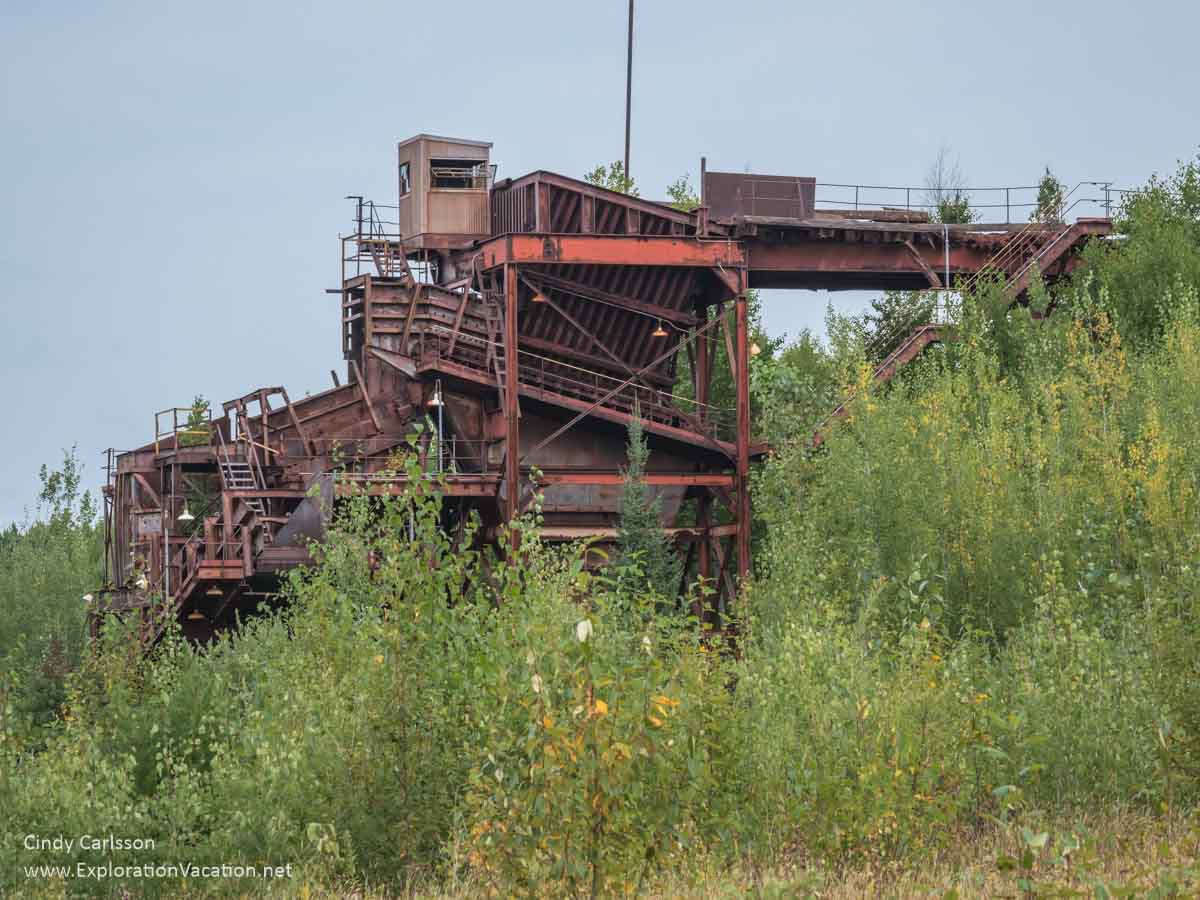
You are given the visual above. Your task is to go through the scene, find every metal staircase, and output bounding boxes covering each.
[218,457,265,516]
[815,189,1110,444]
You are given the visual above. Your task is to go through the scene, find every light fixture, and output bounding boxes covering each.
[652,320,668,338]
[177,503,195,523]
[205,585,223,598]
[750,342,762,357]
[426,383,443,408]
[530,290,548,304]
[187,610,206,621]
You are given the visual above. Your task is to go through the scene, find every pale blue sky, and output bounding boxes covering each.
[2,0,1197,524]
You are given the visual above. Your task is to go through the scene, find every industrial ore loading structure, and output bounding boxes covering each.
[99,134,1111,643]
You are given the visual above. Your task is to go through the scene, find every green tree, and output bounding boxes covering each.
[851,290,940,365]
[584,160,638,197]
[1077,153,1200,346]
[178,395,211,447]
[1032,166,1066,223]
[925,146,976,224]
[0,449,102,733]
[665,174,699,210]
[616,406,680,598]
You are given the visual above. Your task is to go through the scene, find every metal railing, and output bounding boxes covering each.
[415,323,738,438]
[341,198,437,282]
[153,406,212,453]
[813,180,1124,223]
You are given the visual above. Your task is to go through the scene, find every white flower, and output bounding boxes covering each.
[575,619,593,643]
[82,593,94,605]
[531,673,543,694]
[525,649,535,666]
[641,635,652,655]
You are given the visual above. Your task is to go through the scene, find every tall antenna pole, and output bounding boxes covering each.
[624,0,634,185]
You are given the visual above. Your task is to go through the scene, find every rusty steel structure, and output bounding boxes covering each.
[98,134,1112,643]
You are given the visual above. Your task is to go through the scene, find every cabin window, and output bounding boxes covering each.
[430,158,487,190]
[398,162,411,196]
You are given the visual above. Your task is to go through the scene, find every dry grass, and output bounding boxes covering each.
[17,813,1193,899]
[284,811,1199,899]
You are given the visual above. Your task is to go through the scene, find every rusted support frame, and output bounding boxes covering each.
[503,264,521,549]
[696,490,713,625]
[132,473,161,510]
[904,240,942,288]
[447,258,479,359]
[518,309,729,464]
[279,387,316,455]
[479,234,746,270]
[734,274,752,584]
[534,472,734,487]
[520,275,660,397]
[350,359,383,434]
[720,302,737,384]
[522,270,698,326]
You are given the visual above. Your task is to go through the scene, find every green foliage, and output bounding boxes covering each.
[583,161,638,197]
[1077,153,1200,347]
[615,408,680,600]
[178,395,211,447]
[933,193,976,224]
[1032,166,1066,223]
[673,292,781,442]
[925,145,977,224]
[0,449,101,737]
[665,175,699,211]
[854,290,939,365]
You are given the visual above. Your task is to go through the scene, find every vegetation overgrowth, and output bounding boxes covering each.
[2,154,1199,897]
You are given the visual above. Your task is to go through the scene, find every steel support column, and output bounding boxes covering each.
[734,275,751,583]
[503,264,521,549]
[695,305,714,614]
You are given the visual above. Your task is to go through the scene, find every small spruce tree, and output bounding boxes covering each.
[1032,166,1066,224]
[616,404,680,597]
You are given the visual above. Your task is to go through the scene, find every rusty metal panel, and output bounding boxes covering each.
[703,171,815,221]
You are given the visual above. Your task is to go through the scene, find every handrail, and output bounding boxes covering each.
[813,180,1120,223]
[815,185,1107,439]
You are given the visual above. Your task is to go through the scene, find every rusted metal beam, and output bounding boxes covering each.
[696,491,712,623]
[744,240,994,289]
[350,358,383,434]
[517,334,675,388]
[734,277,752,584]
[132,473,161,510]
[335,479,501,498]
[534,472,734,487]
[528,278,666,399]
[480,234,745,270]
[279,387,316,455]
[518,310,730,463]
[503,265,521,547]
[416,354,739,456]
[523,271,698,325]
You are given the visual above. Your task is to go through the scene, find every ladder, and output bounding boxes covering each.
[218,458,266,516]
